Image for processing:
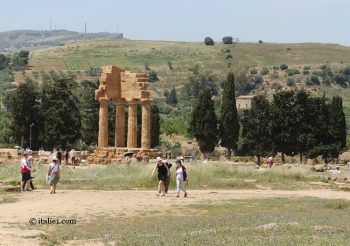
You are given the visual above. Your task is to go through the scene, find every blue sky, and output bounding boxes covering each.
[1,0,349,45]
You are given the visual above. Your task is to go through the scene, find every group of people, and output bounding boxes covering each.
[20,152,61,194]
[151,156,188,198]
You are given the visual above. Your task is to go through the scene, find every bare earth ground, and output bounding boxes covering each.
[1,188,350,245]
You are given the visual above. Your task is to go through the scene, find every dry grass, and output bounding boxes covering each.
[39,197,350,245]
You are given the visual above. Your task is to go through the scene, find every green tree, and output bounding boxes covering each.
[204,37,214,45]
[271,91,298,163]
[151,104,160,148]
[39,78,81,149]
[329,96,347,157]
[0,54,10,70]
[78,80,99,146]
[0,111,13,144]
[10,78,40,148]
[241,95,272,165]
[148,70,159,82]
[235,66,255,95]
[306,96,334,159]
[219,72,240,159]
[184,65,218,97]
[189,88,218,157]
[11,50,29,70]
[165,87,178,106]
[222,36,233,44]
[294,90,312,162]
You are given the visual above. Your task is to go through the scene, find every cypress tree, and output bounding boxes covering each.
[271,91,298,163]
[79,80,99,146]
[39,78,81,149]
[241,95,272,166]
[11,78,40,148]
[170,87,178,106]
[150,104,160,148]
[189,88,218,157]
[329,96,347,156]
[219,72,240,159]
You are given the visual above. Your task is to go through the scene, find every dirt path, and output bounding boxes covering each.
[1,188,350,245]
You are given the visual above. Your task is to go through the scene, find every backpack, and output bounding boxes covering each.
[182,165,187,181]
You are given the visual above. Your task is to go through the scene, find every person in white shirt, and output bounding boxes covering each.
[70,149,76,164]
[175,160,187,198]
[48,156,60,194]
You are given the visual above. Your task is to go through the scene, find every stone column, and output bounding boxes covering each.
[98,97,109,147]
[127,99,138,148]
[141,99,151,150]
[115,99,125,147]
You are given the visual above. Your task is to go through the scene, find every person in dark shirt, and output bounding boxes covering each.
[151,157,169,196]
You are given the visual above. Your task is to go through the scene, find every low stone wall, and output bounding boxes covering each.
[87,147,161,165]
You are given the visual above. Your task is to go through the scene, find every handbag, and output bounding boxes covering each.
[46,174,52,184]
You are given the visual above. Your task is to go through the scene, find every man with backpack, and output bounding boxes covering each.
[175,159,188,198]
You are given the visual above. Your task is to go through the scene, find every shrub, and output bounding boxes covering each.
[303,70,310,75]
[254,75,263,84]
[310,75,320,85]
[85,67,101,76]
[258,40,263,44]
[333,73,348,87]
[303,66,311,70]
[320,64,328,70]
[312,70,326,77]
[167,61,173,70]
[225,54,233,59]
[280,64,288,70]
[287,69,300,76]
[222,36,233,44]
[250,68,257,75]
[286,78,295,87]
[340,66,350,75]
[260,67,269,75]
[204,37,214,45]
[305,78,313,86]
[273,66,279,70]
[148,70,159,82]
[144,62,150,71]
[270,72,279,79]
[225,49,231,53]
[323,76,332,86]
[271,82,282,90]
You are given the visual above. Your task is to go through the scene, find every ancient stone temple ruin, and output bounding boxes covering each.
[87,66,159,164]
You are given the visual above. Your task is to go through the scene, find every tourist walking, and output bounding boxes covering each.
[26,156,36,190]
[47,156,60,194]
[20,152,32,192]
[151,157,169,196]
[64,149,69,164]
[70,149,76,165]
[162,159,172,193]
[57,149,62,165]
[175,159,187,198]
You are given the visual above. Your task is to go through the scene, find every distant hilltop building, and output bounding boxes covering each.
[236,95,254,109]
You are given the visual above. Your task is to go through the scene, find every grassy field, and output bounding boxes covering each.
[39,197,350,245]
[0,161,340,191]
[1,162,350,245]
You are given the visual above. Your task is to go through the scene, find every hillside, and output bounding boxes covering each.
[0,30,123,52]
[25,40,350,136]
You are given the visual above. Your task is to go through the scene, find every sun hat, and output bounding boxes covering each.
[52,156,58,161]
[156,156,162,161]
[268,157,273,160]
